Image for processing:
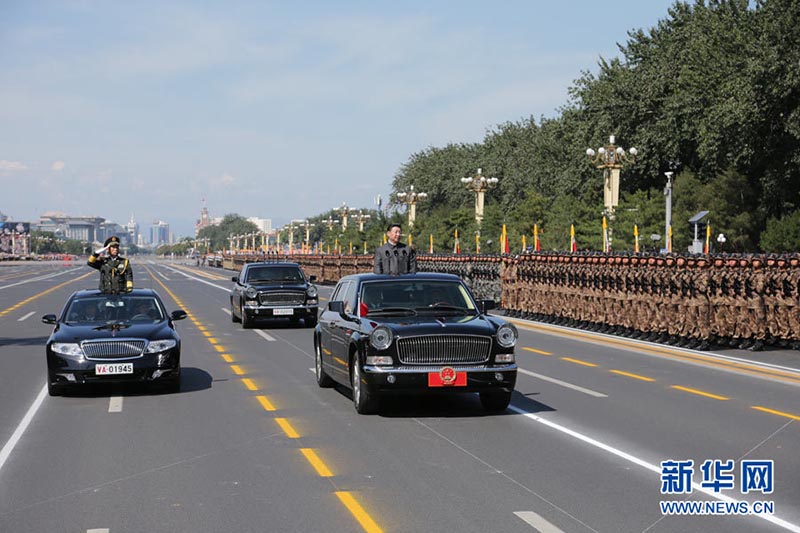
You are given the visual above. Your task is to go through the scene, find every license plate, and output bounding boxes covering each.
[95,363,134,375]
[428,368,467,387]
[273,308,294,316]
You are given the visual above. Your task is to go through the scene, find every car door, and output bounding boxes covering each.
[319,280,348,377]
[328,280,357,380]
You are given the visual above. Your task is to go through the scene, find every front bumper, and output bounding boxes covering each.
[361,363,517,394]
[242,302,318,318]
[47,349,180,385]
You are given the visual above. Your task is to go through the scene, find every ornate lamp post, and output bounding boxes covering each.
[396,186,427,228]
[461,169,498,229]
[322,215,340,230]
[335,202,351,230]
[354,210,371,232]
[586,135,638,251]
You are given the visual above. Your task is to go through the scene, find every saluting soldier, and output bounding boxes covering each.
[87,235,133,294]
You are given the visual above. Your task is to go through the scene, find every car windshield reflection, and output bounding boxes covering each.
[65,295,165,324]
[246,266,303,283]
[359,280,476,317]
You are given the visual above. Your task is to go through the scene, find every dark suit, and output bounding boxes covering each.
[373,242,417,275]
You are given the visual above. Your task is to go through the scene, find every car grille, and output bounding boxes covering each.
[81,339,146,360]
[258,290,305,306]
[396,335,491,365]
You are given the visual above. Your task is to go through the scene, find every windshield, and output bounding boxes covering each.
[246,266,304,283]
[359,280,476,317]
[65,295,165,324]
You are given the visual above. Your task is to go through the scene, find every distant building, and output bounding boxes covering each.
[195,197,212,236]
[125,213,140,245]
[38,212,105,243]
[248,217,272,234]
[150,220,170,246]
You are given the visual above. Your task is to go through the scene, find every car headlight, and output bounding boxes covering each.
[496,323,518,348]
[51,343,83,357]
[146,339,177,353]
[307,285,318,298]
[369,326,393,351]
[245,287,258,299]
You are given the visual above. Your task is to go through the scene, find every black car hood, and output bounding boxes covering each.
[369,314,499,337]
[250,282,307,291]
[49,322,178,343]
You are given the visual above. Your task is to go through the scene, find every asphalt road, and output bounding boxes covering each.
[1,259,798,533]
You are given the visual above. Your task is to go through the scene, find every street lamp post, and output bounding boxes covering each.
[322,215,340,231]
[354,210,371,232]
[335,202,351,230]
[586,136,638,251]
[664,171,674,253]
[396,185,428,228]
[461,169,498,251]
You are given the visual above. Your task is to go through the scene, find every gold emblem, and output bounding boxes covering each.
[439,366,456,385]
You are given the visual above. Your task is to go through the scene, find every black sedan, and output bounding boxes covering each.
[42,289,187,396]
[314,273,518,414]
[230,262,319,328]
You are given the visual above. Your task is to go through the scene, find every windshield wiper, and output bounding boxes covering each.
[366,307,417,316]
[417,305,469,314]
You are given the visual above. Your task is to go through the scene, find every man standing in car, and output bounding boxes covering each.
[87,235,134,293]
[374,223,417,275]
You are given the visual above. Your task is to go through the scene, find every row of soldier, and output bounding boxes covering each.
[500,252,800,351]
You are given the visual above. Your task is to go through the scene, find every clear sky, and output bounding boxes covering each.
[1,0,676,238]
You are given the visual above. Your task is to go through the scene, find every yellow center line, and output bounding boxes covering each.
[561,357,598,367]
[275,417,300,438]
[256,395,276,411]
[671,385,729,401]
[241,378,258,391]
[213,345,226,353]
[751,406,800,421]
[230,365,244,376]
[335,492,383,533]
[221,354,234,363]
[299,448,332,477]
[0,272,92,316]
[609,369,656,382]
[202,331,212,337]
[508,318,800,385]
[523,347,552,356]
[208,337,218,344]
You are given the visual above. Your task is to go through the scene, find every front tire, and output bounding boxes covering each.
[315,341,334,388]
[231,301,241,323]
[241,308,253,329]
[47,379,64,397]
[479,390,512,412]
[351,355,378,414]
[305,313,318,328]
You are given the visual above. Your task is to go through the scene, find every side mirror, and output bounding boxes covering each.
[231,276,239,283]
[309,275,317,282]
[479,299,496,313]
[42,314,57,325]
[328,301,344,313]
[171,310,188,321]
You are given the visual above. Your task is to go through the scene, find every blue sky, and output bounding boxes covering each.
[1,0,676,238]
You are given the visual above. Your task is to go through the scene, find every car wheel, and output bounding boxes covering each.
[305,313,318,328]
[315,341,334,388]
[479,390,512,412]
[351,355,378,414]
[231,301,241,323]
[241,308,253,329]
[47,379,64,397]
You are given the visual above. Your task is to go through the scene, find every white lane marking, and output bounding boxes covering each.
[0,384,48,473]
[514,511,565,532]
[508,405,800,533]
[156,269,169,280]
[221,307,231,315]
[18,311,35,321]
[517,368,607,398]
[108,397,123,413]
[0,267,83,291]
[87,529,110,533]
[159,264,229,291]
[254,329,276,342]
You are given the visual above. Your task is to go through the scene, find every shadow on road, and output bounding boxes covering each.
[57,367,213,397]
[0,336,50,347]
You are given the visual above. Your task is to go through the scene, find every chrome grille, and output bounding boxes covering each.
[82,339,146,360]
[396,335,491,365]
[258,290,305,306]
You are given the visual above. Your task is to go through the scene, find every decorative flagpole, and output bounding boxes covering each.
[705,224,711,253]
[570,224,577,252]
[475,233,480,254]
[522,234,526,252]
[429,234,433,254]
[454,229,460,254]
[634,224,640,253]
[602,217,608,252]
[533,224,540,251]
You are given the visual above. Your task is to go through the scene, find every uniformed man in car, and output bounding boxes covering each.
[87,235,133,293]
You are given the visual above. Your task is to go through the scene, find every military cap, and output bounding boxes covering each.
[104,235,121,247]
